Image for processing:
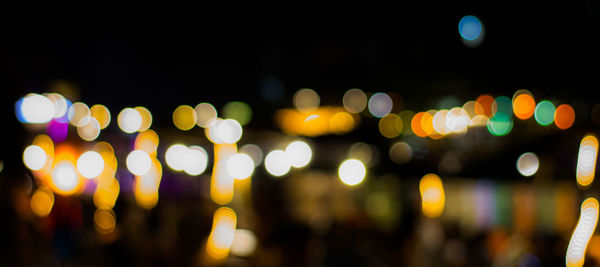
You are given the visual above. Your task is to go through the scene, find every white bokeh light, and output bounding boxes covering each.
[230,229,257,257]
[338,159,366,186]
[52,161,78,192]
[126,150,152,176]
[23,145,47,171]
[265,150,291,177]
[216,119,243,144]
[21,94,55,123]
[184,146,208,176]
[516,152,539,177]
[165,144,189,171]
[227,153,255,179]
[285,141,312,168]
[118,108,142,134]
[77,151,104,179]
[368,93,393,118]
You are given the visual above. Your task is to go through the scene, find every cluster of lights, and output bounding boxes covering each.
[264,141,313,177]
[118,107,153,134]
[419,173,445,218]
[566,197,599,267]
[165,144,209,176]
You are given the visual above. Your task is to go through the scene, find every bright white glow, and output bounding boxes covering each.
[165,144,189,171]
[23,145,47,170]
[577,136,598,187]
[184,146,208,176]
[47,93,68,118]
[230,229,257,257]
[285,141,312,168]
[516,152,540,177]
[265,150,291,177]
[77,151,104,179]
[77,116,101,141]
[240,144,263,167]
[338,159,366,186]
[227,153,255,179]
[126,150,151,175]
[21,94,55,123]
[368,93,393,118]
[118,108,142,133]
[566,198,599,267]
[52,161,78,192]
[446,107,470,133]
[216,119,243,144]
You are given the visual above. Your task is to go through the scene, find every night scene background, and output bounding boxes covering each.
[2,4,600,266]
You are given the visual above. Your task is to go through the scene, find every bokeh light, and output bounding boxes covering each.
[411,112,428,137]
[165,144,189,172]
[94,208,117,235]
[265,150,291,177]
[398,110,415,135]
[368,92,393,118]
[230,229,257,257]
[195,102,218,128]
[534,100,556,126]
[343,88,368,114]
[135,106,153,132]
[487,112,513,136]
[118,108,142,134]
[223,101,252,126]
[566,197,599,267]
[285,141,312,168]
[389,142,413,164]
[173,105,197,131]
[185,146,209,176]
[378,114,403,138]
[239,144,263,167]
[458,15,484,47]
[23,145,47,171]
[432,110,449,135]
[90,104,111,129]
[446,107,469,134]
[134,130,160,156]
[516,152,539,177]
[329,111,355,135]
[338,159,366,186]
[46,93,69,119]
[577,135,598,187]
[513,94,536,120]
[126,150,152,176]
[52,161,80,195]
[77,151,104,179]
[206,207,237,260]
[491,96,513,117]
[21,93,55,123]
[475,94,494,117]
[30,187,54,217]
[227,153,254,179]
[77,116,101,141]
[68,102,91,127]
[293,88,320,113]
[419,173,445,218]
[554,104,575,130]
[216,119,243,144]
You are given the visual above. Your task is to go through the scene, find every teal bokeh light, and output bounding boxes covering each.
[534,100,556,126]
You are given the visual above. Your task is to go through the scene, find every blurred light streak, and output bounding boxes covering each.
[90,104,111,129]
[264,150,291,177]
[30,187,54,217]
[368,92,393,118]
[206,207,237,260]
[338,159,366,186]
[293,88,320,113]
[513,185,536,236]
[211,144,237,205]
[516,152,539,177]
[566,197,599,267]
[419,173,445,218]
[534,100,556,126]
[173,105,197,131]
[555,104,576,130]
[285,141,312,168]
[343,88,367,113]
[275,107,356,137]
[576,135,598,187]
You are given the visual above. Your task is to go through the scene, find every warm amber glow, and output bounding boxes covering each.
[378,114,403,138]
[134,130,160,157]
[211,144,237,205]
[420,111,436,136]
[206,207,237,260]
[90,104,111,129]
[555,104,576,130]
[94,178,120,209]
[419,173,445,218]
[77,117,101,141]
[94,208,117,235]
[329,111,355,135]
[173,105,197,131]
[566,197,599,267]
[68,102,91,127]
[293,88,320,113]
[195,103,218,128]
[30,187,54,217]
[512,94,536,120]
[135,106,153,132]
[411,112,428,137]
[475,94,494,117]
[576,135,598,187]
[276,107,356,137]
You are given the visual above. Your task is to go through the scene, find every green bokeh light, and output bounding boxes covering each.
[487,112,513,136]
[493,96,513,116]
[534,100,555,126]
[223,101,253,126]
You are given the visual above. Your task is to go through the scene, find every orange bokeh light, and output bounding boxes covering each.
[554,104,575,130]
[411,112,427,137]
[513,94,536,120]
[475,95,494,117]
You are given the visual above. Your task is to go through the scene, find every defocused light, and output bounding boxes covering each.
[491,96,513,117]
[206,207,237,260]
[462,100,481,119]
[293,88,320,113]
[30,187,54,217]
[118,108,142,133]
[487,112,513,136]
[516,152,539,177]
[389,142,413,164]
[77,116,101,141]
[195,102,218,128]
[134,130,160,156]
[378,114,403,138]
[368,92,393,118]
[399,110,415,135]
[77,151,104,179]
[68,102,91,127]
[343,88,368,113]
[126,150,151,176]
[239,144,263,167]
[577,135,598,187]
[23,145,47,171]
[173,105,197,131]
[513,94,536,120]
[94,208,116,235]
[223,101,252,126]
[475,94,494,117]
[446,107,469,133]
[230,229,257,257]
[265,150,291,177]
[459,15,484,46]
[90,104,111,129]
[348,142,375,167]
[411,112,428,137]
[329,111,355,135]
[338,159,366,186]
[555,104,576,130]
[165,144,189,171]
[135,106,153,132]
[534,100,556,126]
[46,93,69,119]
[566,197,599,267]
[216,119,243,144]
[185,146,209,176]
[421,111,436,136]
[469,115,489,127]
[211,144,236,205]
[21,93,55,123]
[432,110,449,135]
[47,119,69,143]
[285,141,312,168]
[94,178,119,209]
[52,161,79,194]
[419,173,445,218]
[227,153,254,179]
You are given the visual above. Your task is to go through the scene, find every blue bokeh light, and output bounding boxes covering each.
[458,15,482,41]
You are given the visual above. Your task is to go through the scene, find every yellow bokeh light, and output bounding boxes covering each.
[378,114,403,138]
[68,102,91,127]
[293,88,320,113]
[195,103,218,128]
[577,135,598,187]
[206,207,237,260]
[338,159,366,186]
[77,116,101,141]
[173,105,197,131]
[419,173,445,218]
[94,208,117,235]
[211,144,237,205]
[90,104,111,129]
[329,111,355,135]
[134,130,160,157]
[135,106,153,132]
[30,187,54,217]
[94,178,120,209]
[566,197,599,267]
